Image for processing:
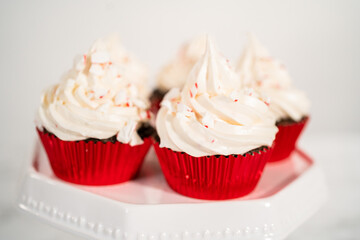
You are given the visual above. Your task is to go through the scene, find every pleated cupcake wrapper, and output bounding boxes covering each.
[37,129,152,186]
[269,117,309,162]
[153,142,273,200]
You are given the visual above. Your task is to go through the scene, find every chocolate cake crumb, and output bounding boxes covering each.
[150,89,167,103]
[137,122,156,139]
[153,131,161,143]
[244,146,267,156]
[84,135,117,144]
[276,116,307,126]
[42,122,155,144]
[153,135,268,157]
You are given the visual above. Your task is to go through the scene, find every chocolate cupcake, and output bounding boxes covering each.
[36,35,153,185]
[236,34,310,162]
[154,38,278,200]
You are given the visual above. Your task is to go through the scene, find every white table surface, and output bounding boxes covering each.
[0,132,359,240]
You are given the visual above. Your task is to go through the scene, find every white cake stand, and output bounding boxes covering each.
[17,141,326,240]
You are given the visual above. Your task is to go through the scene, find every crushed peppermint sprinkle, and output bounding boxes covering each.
[99,63,106,69]
[161,100,173,111]
[190,84,198,98]
[83,54,87,63]
[195,83,198,89]
[89,64,104,76]
[211,139,215,143]
[176,102,193,118]
[91,51,110,63]
[115,89,127,105]
[202,113,215,128]
[230,91,241,102]
[177,103,191,112]
[264,96,271,106]
[189,90,193,98]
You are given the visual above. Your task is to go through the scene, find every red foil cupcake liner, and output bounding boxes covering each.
[270,117,309,162]
[37,129,151,186]
[153,142,273,200]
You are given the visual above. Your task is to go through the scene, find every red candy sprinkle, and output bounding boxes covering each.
[189,91,193,98]
[195,83,198,89]
[204,125,208,128]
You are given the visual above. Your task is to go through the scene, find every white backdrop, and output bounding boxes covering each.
[1,1,360,239]
[1,0,360,150]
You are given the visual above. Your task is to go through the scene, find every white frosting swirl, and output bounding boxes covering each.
[157,35,208,91]
[156,38,278,157]
[236,34,310,121]
[38,36,151,145]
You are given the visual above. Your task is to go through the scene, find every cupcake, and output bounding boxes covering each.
[154,38,278,200]
[36,35,154,185]
[150,35,207,113]
[236,34,310,162]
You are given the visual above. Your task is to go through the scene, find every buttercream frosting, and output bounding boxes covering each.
[236,34,310,121]
[156,38,278,157]
[38,35,150,145]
